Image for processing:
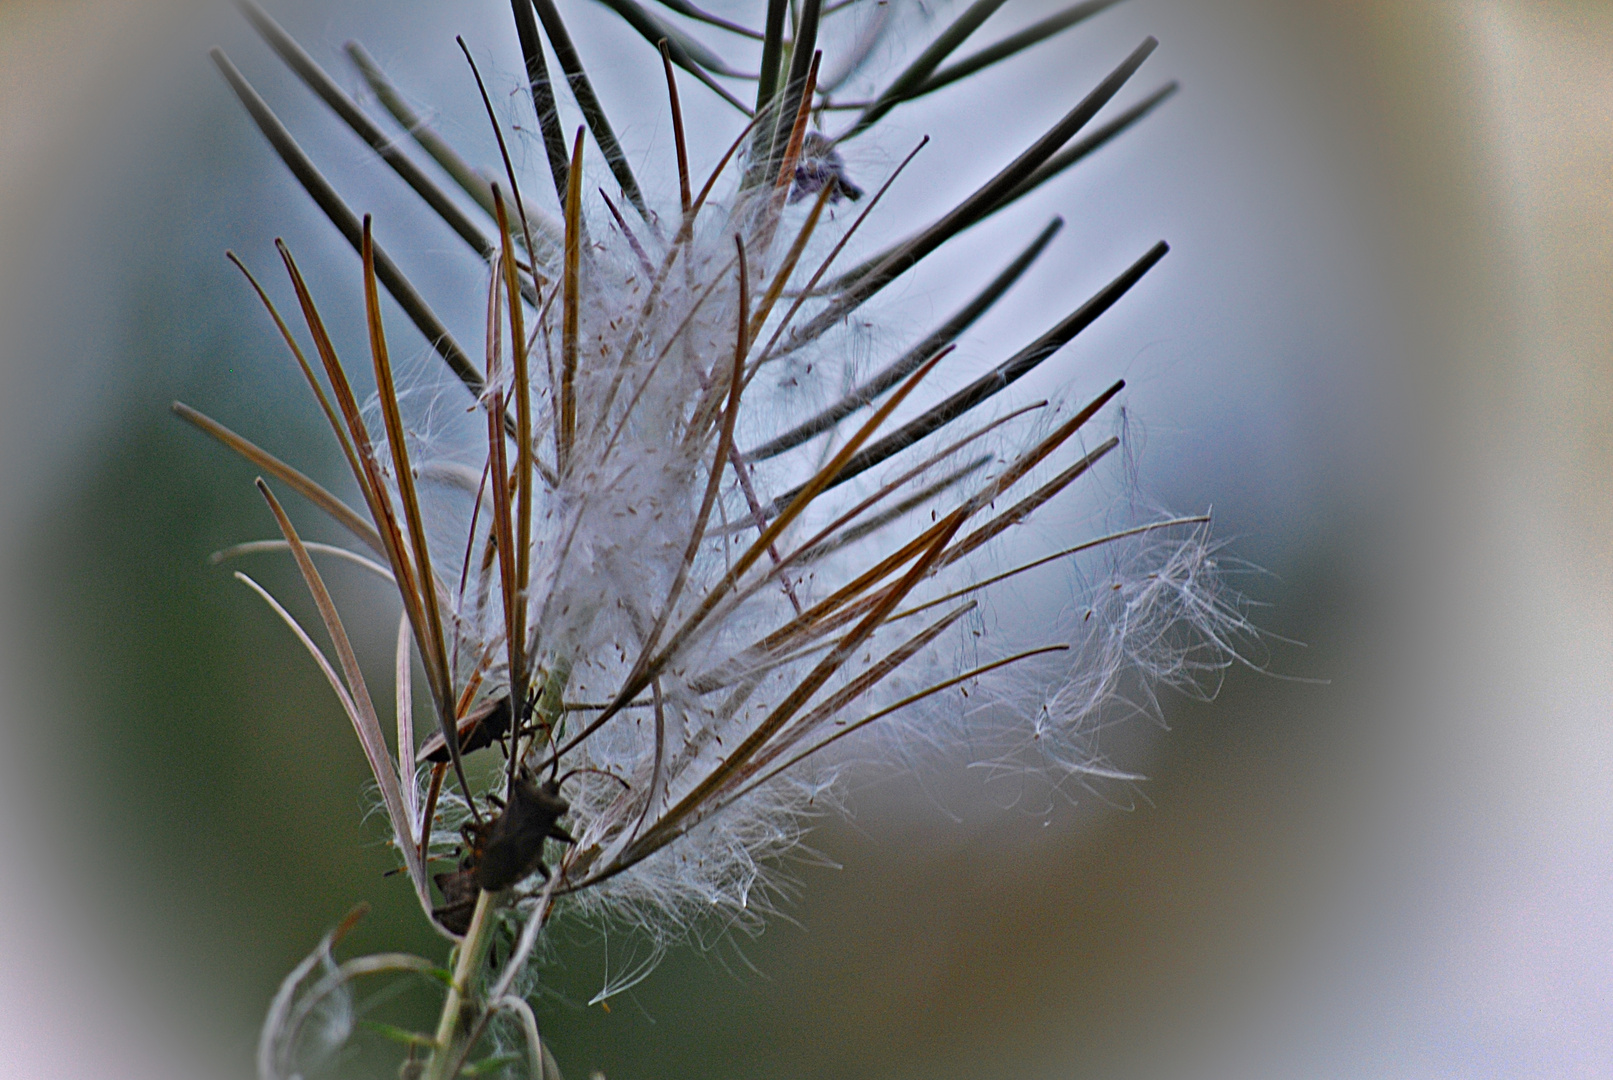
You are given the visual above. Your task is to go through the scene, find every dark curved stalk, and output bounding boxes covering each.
[211,50,484,401]
[746,0,790,185]
[343,41,564,265]
[511,0,577,210]
[794,454,992,564]
[913,0,1126,99]
[529,0,651,222]
[652,0,764,39]
[830,81,1179,291]
[769,241,1166,511]
[765,0,823,176]
[237,2,496,263]
[839,0,1012,141]
[789,38,1158,350]
[589,0,759,119]
[746,216,1064,460]
[593,0,750,75]
[998,81,1178,205]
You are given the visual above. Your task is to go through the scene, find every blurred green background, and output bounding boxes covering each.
[2,1,1610,1078]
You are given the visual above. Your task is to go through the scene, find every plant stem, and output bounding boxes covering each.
[427,889,497,1080]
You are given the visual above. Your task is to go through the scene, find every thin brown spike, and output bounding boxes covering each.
[484,369,520,777]
[274,244,430,672]
[503,219,536,709]
[332,903,371,947]
[735,387,1128,654]
[942,436,1120,567]
[560,127,585,471]
[774,397,1038,572]
[363,217,450,708]
[732,49,822,263]
[451,458,493,662]
[677,398,1041,692]
[743,601,977,782]
[647,343,955,698]
[893,515,1212,625]
[726,452,803,615]
[749,137,928,369]
[171,402,383,559]
[763,0,823,177]
[735,645,1072,805]
[749,495,966,662]
[273,242,380,517]
[957,380,1126,515]
[692,108,771,215]
[599,189,655,278]
[225,253,367,502]
[645,347,952,679]
[494,185,538,779]
[624,509,968,865]
[459,38,546,297]
[749,180,835,346]
[794,455,990,564]
[536,239,753,768]
[362,217,472,806]
[418,762,447,863]
[481,224,520,765]
[659,40,692,215]
[772,51,823,197]
[725,347,948,588]
[599,635,1073,885]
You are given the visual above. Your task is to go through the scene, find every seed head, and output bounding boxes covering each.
[183,2,1245,1073]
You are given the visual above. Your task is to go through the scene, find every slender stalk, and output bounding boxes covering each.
[427,889,497,1080]
[747,0,789,182]
[238,1,498,263]
[661,41,692,214]
[767,0,822,175]
[211,50,485,401]
[530,0,651,222]
[841,0,1010,140]
[344,40,563,256]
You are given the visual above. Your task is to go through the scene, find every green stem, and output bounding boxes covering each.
[427,889,497,1080]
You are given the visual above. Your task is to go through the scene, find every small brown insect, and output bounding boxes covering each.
[430,805,493,934]
[431,863,481,937]
[417,694,513,764]
[476,771,575,891]
[791,132,863,205]
[430,769,576,932]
